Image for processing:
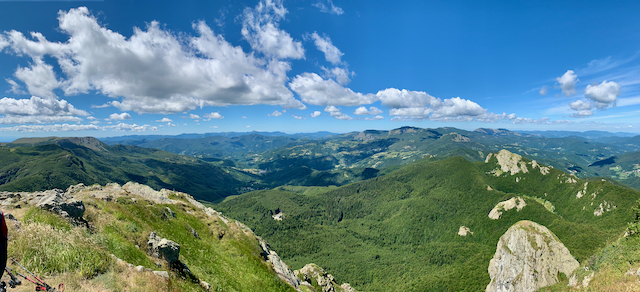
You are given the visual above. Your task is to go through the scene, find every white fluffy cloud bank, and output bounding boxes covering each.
[2,6,306,114]
[0,96,88,124]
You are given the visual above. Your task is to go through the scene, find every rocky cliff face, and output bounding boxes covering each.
[486,220,579,292]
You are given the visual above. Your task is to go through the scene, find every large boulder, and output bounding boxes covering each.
[147,232,180,264]
[35,189,85,220]
[486,220,579,292]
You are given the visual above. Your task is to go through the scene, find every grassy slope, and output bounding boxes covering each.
[216,155,640,291]
[5,193,296,292]
[0,142,252,201]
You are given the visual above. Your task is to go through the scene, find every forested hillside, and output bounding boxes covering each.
[216,150,640,291]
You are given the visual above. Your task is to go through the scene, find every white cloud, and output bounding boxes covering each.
[269,110,283,116]
[364,115,384,121]
[308,32,343,65]
[241,0,305,59]
[2,7,305,114]
[377,88,485,121]
[539,86,548,96]
[104,123,158,132]
[324,105,352,120]
[242,116,247,119]
[310,111,321,117]
[568,100,594,117]
[0,115,82,124]
[90,120,100,124]
[584,80,620,106]
[189,114,201,119]
[0,96,88,116]
[108,112,132,120]
[13,57,60,99]
[167,122,176,127]
[155,117,173,122]
[312,0,344,15]
[204,112,224,119]
[354,106,383,115]
[569,100,592,111]
[556,70,578,97]
[5,79,25,94]
[290,73,376,106]
[292,114,304,120]
[0,123,100,132]
[322,67,352,85]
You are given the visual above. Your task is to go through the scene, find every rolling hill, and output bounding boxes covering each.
[216,150,640,291]
[0,137,255,201]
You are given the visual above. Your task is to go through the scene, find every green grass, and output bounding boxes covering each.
[9,193,298,292]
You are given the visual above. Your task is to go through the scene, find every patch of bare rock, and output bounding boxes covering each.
[486,220,579,292]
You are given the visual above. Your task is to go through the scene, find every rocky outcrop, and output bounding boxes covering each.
[458,226,473,236]
[258,238,301,290]
[36,189,85,221]
[122,182,175,204]
[486,220,579,292]
[148,232,181,264]
[294,263,356,292]
[488,197,526,220]
[486,150,551,176]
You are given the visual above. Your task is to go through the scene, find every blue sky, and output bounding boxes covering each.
[0,0,639,140]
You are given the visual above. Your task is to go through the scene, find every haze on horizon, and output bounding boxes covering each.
[0,0,639,140]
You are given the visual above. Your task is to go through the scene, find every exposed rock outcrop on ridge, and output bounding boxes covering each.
[488,197,526,220]
[486,220,579,292]
[294,263,356,292]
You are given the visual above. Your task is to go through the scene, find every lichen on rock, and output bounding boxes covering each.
[486,220,579,292]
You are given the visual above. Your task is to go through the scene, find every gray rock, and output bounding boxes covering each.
[295,263,348,292]
[134,265,145,272]
[147,232,180,264]
[164,207,175,219]
[35,189,85,220]
[191,228,200,239]
[486,220,579,292]
[258,238,301,289]
[341,283,356,292]
[153,271,169,280]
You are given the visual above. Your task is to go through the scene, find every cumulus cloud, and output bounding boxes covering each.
[539,86,548,96]
[13,58,60,99]
[308,32,343,65]
[108,112,132,120]
[310,111,321,117]
[290,73,376,106]
[322,67,352,85]
[0,123,100,132]
[377,88,486,121]
[584,80,620,107]
[155,117,173,122]
[104,123,158,132]
[269,110,283,116]
[324,105,352,120]
[0,115,82,124]
[241,0,305,59]
[0,96,88,116]
[354,106,383,115]
[189,114,201,120]
[312,0,344,15]
[1,6,305,114]
[292,114,304,119]
[556,70,578,97]
[364,115,384,121]
[568,100,593,117]
[204,112,224,119]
